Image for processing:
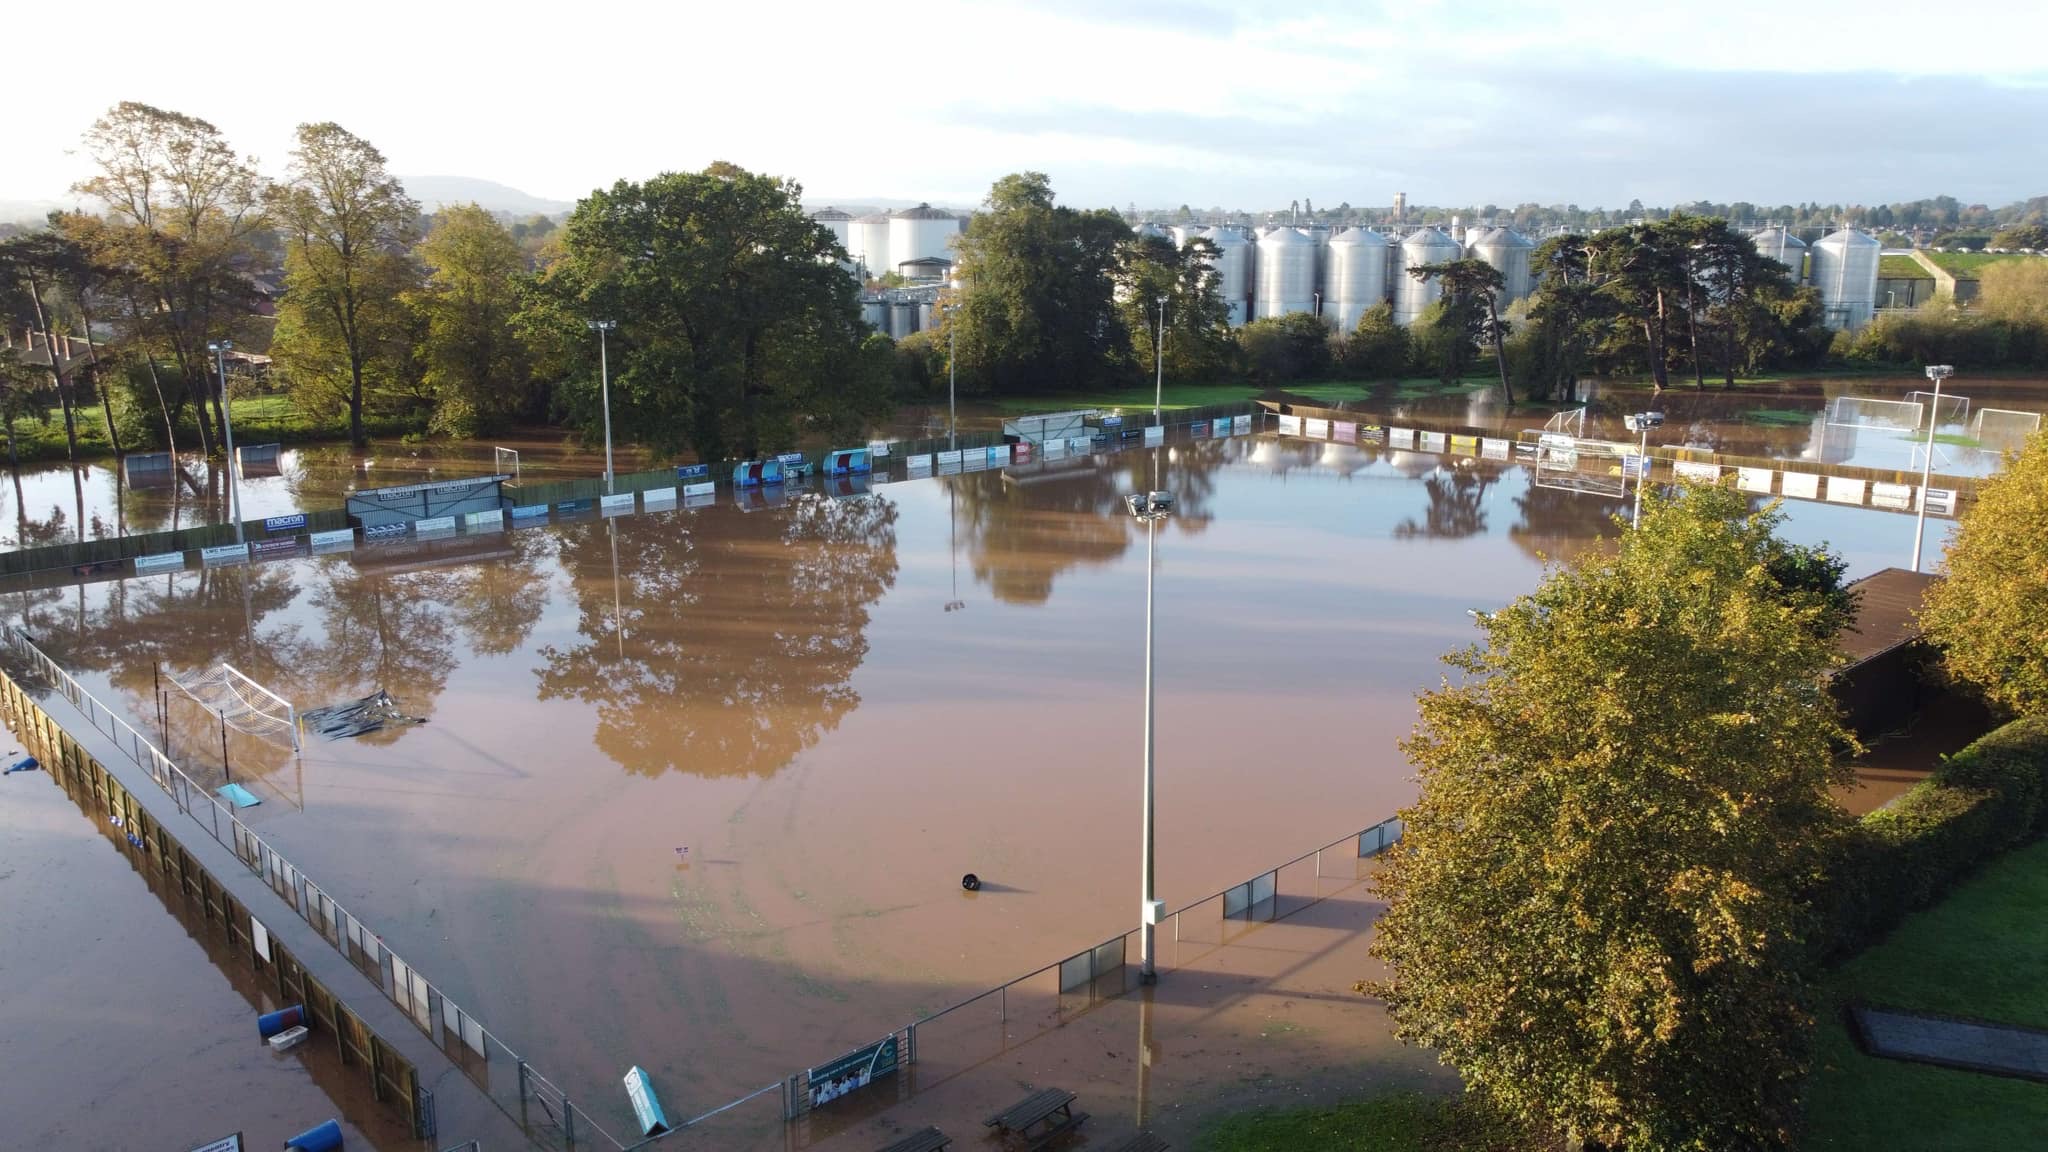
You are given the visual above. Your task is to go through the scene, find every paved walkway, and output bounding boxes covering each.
[1854,1006,2048,1082]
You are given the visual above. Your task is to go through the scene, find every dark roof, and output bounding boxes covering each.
[1838,567,1940,664]
[896,256,954,267]
[810,206,853,220]
[892,202,953,220]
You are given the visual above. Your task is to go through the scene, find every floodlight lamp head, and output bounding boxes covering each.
[1926,364,1954,382]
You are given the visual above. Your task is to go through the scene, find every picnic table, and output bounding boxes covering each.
[985,1087,1088,1147]
[874,1126,951,1152]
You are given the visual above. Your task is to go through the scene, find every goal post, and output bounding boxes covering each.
[1827,396,1923,431]
[1970,408,2042,443]
[494,446,521,481]
[165,662,300,752]
[1905,390,1970,428]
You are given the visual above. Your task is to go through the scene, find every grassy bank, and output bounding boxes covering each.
[4,393,415,465]
[1801,836,2048,1151]
[977,376,1498,416]
[1194,1092,1542,1152]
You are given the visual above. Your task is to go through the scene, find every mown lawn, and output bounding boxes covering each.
[1195,1092,1541,1152]
[1801,836,2048,1151]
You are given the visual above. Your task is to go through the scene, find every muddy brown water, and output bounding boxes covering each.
[0,417,1994,1138]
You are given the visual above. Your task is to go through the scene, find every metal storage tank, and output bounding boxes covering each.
[888,300,917,340]
[919,301,935,332]
[1303,224,1334,305]
[1254,227,1316,319]
[1134,222,1171,243]
[1202,226,1253,327]
[889,203,957,269]
[1752,227,1808,283]
[1811,228,1881,331]
[851,214,892,279]
[1323,228,1390,332]
[1394,227,1462,327]
[1170,224,1205,250]
[1470,227,1535,303]
[810,206,853,250]
[861,299,888,332]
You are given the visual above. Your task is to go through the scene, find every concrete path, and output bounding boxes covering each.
[1853,1005,2048,1082]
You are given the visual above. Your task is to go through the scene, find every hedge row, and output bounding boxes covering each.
[1813,715,2048,962]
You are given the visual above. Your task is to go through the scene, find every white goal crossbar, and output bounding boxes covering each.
[165,663,300,752]
[1971,408,2042,442]
[493,446,521,481]
[1905,390,1970,428]
[1531,433,1631,498]
[1827,396,1923,431]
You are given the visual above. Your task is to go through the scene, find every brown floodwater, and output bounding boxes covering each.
[0,414,2001,1138]
[0,729,413,1150]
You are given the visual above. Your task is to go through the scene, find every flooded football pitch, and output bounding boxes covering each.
[0,399,1992,1137]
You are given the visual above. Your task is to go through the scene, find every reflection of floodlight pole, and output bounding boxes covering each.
[1126,486,1174,983]
[945,484,965,612]
[587,320,617,494]
[1912,365,1953,572]
[207,341,242,541]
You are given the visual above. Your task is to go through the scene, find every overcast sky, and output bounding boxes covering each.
[9,0,2045,213]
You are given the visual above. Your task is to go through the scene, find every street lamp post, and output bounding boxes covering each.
[207,341,242,542]
[1154,295,1169,424]
[587,320,617,494]
[1912,365,1953,572]
[1125,487,1175,983]
[1625,410,1664,529]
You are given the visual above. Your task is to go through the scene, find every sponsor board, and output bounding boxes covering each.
[1449,434,1478,453]
[682,481,716,498]
[1070,436,1094,454]
[510,503,549,520]
[1277,414,1302,436]
[1358,424,1386,444]
[414,515,458,534]
[1101,414,1123,427]
[1119,428,1143,440]
[1825,477,1867,505]
[134,551,185,573]
[1482,438,1510,460]
[675,463,711,481]
[867,440,891,458]
[1232,414,1252,434]
[1303,418,1330,439]
[363,522,411,540]
[1189,420,1209,436]
[1673,461,1722,483]
[1622,454,1649,479]
[1780,472,1821,500]
[200,543,249,566]
[1871,482,1914,510]
[808,1036,900,1109]
[961,451,988,471]
[1043,439,1068,458]
[937,450,964,465]
[1419,431,1447,452]
[263,513,308,532]
[465,509,506,530]
[251,537,302,560]
[309,529,356,553]
[555,499,593,515]
[775,451,807,467]
[1012,441,1032,460]
[906,454,933,471]
[1387,427,1416,448]
[1142,425,1164,446]
[1332,421,1357,442]
[987,445,1012,465]
[600,493,636,516]
[1922,487,1957,516]
[1736,467,1775,494]
[684,491,715,509]
[641,486,678,508]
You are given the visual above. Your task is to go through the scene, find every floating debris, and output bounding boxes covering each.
[302,691,425,740]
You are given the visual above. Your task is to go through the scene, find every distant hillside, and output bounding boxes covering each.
[402,175,574,217]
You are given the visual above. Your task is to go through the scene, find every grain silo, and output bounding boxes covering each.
[889,203,957,268]
[810,206,853,250]
[888,300,917,339]
[1134,222,1171,243]
[1469,227,1535,303]
[1254,227,1316,319]
[1810,228,1881,331]
[1751,227,1808,284]
[851,213,892,279]
[1394,227,1463,327]
[1323,228,1390,332]
[1170,224,1206,250]
[1203,226,1253,327]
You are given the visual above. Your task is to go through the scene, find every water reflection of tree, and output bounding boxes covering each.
[1393,462,1503,541]
[536,494,898,778]
[949,441,1223,606]
[1508,477,1627,566]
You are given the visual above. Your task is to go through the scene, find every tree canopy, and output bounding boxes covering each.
[1369,483,1855,1152]
[1921,430,2048,715]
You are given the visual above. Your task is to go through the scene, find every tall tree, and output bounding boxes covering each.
[73,102,267,453]
[268,123,421,450]
[951,173,1130,394]
[1691,220,1795,389]
[409,204,533,435]
[1112,233,1232,384]
[1413,258,1513,404]
[1593,221,1692,391]
[1369,485,1855,1152]
[519,162,888,460]
[0,235,83,458]
[1521,234,1607,402]
[1921,430,2048,716]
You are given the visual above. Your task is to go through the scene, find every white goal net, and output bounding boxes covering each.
[1905,390,1970,428]
[165,663,300,752]
[1827,396,1923,431]
[1971,408,2042,445]
[493,446,521,481]
[1530,433,1630,498]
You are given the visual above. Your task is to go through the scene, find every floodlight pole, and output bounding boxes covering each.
[1912,365,1953,572]
[1632,421,1650,529]
[587,320,617,494]
[1129,487,1171,984]
[208,341,242,542]
[1154,295,1169,424]
[947,278,961,453]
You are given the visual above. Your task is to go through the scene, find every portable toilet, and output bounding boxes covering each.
[732,459,785,488]
[825,448,871,475]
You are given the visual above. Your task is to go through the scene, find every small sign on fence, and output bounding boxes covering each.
[414,515,457,534]
[465,509,505,531]
[134,551,185,573]
[251,538,301,560]
[309,528,356,553]
[201,543,250,567]
[1233,414,1252,434]
[808,1035,899,1109]
[1302,417,1329,439]
[600,493,635,516]
[676,463,711,481]
[906,454,933,471]
[1333,421,1357,442]
[1674,460,1722,483]
[263,513,308,533]
[681,481,716,499]
[1737,467,1775,494]
[1277,414,1302,436]
[642,486,678,508]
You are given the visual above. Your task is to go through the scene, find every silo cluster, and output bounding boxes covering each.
[888,203,959,276]
[1751,227,1808,283]
[1393,227,1463,326]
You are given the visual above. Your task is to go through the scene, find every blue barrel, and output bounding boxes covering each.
[258,1005,305,1038]
[284,1119,343,1152]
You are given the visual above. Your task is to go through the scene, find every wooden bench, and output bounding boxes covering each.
[985,1087,1088,1147]
[874,1126,951,1152]
[1103,1133,1169,1152]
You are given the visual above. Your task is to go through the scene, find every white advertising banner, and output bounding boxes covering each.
[1481,438,1510,460]
[200,543,249,566]
[937,450,964,465]
[1142,425,1164,446]
[906,454,933,472]
[1674,461,1722,483]
[1780,472,1821,500]
[1302,418,1330,439]
[1277,414,1302,436]
[681,481,716,498]
[1736,467,1775,494]
[866,440,891,458]
[1232,415,1252,434]
[1871,482,1914,510]
[641,486,678,508]
[414,515,457,534]
[464,509,505,530]
[600,493,636,516]
[1825,477,1867,505]
[310,529,356,553]
[1419,431,1447,452]
[134,551,185,573]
